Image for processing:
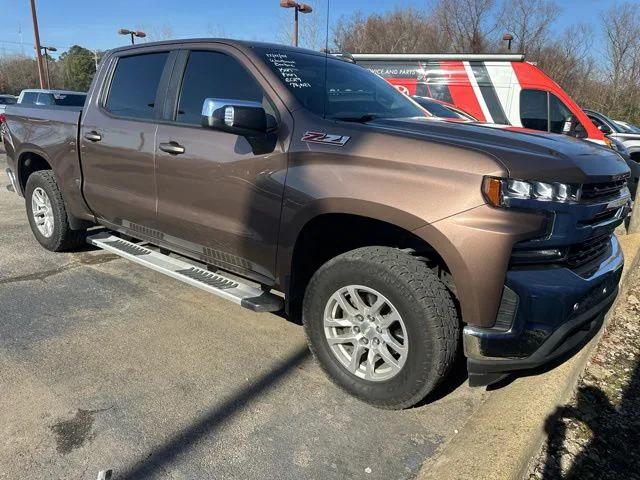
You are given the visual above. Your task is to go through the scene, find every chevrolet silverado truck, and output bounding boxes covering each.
[2,40,632,409]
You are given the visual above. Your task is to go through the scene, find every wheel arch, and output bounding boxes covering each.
[16,147,53,195]
[280,206,459,320]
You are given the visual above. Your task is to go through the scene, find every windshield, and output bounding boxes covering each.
[614,121,640,134]
[624,123,640,133]
[255,48,425,121]
[52,94,86,106]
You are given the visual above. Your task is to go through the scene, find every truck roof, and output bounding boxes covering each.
[20,89,87,95]
[341,53,526,62]
[107,38,328,58]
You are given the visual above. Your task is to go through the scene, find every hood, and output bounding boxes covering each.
[370,117,630,184]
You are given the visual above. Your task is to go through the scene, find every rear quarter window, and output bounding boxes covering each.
[104,52,169,120]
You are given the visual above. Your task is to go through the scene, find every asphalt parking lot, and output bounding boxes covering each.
[0,152,485,480]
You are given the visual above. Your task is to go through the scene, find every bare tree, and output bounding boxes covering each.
[135,24,174,43]
[0,55,40,94]
[332,8,446,53]
[431,0,500,53]
[500,0,559,54]
[601,2,640,120]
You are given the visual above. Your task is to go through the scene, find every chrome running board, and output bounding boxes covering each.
[87,232,283,312]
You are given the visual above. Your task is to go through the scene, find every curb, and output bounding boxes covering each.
[418,233,640,480]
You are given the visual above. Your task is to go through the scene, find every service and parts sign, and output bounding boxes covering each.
[301,131,350,146]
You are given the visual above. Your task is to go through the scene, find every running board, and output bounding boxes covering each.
[87,232,283,313]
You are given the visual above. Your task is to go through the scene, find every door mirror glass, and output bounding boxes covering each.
[202,98,268,136]
[597,123,613,134]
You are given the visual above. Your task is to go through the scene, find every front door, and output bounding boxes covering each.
[80,50,171,230]
[154,48,289,283]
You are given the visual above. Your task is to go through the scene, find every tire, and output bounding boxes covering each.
[303,246,459,409]
[25,170,86,252]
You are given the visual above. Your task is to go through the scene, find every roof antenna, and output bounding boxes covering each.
[322,0,330,119]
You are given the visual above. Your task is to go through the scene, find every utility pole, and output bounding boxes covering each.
[29,0,46,89]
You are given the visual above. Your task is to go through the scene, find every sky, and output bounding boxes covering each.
[0,0,614,58]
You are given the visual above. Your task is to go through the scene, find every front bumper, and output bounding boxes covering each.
[464,235,624,386]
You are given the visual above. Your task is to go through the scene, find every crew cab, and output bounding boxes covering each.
[2,40,632,409]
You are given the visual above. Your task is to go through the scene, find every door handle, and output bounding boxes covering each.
[159,142,185,155]
[84,131,102,142]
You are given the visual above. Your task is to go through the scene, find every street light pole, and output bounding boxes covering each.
[118,29,147,45]
[279,1,313,47]
[29,0,46,89]
[502,33,514,51]
[40,46,57,89]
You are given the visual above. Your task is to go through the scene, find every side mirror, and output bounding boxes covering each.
[597,123,613,135]
[202,98,268,136]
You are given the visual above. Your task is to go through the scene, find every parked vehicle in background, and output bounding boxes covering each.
[0,95,18,138]
[615,120,640,134]
[0,94,17,111]
[17,89,87,107]
[412,95,477,121]
[2,40,632,409]
[584,109,640,197]
[585,110,640,160]
[352,53,607,145]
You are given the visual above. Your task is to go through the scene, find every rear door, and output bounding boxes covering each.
[153,46,290,283]
[80,49,174,232]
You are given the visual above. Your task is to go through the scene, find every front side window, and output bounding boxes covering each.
[36,93,53,105]
[105,52,169,120]
[549,94,573,134]
[520,89,548,131]
[176,51,267,125]
[255,48,425,121]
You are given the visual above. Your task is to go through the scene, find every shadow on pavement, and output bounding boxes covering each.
[116,345,311,480]
[539,353,640,479]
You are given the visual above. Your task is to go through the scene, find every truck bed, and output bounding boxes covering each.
[3,104,86,220]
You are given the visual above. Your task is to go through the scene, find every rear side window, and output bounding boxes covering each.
[520,89,548,131]
[176,51,265,125]
[105,52,169,120]
[36,93,53,105]
[20,92,38,104]
[53,94,86,107]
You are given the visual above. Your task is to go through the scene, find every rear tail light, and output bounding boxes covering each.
[0,113,6,124]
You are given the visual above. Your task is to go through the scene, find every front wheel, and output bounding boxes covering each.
[25,170,86,252]
[303,246,460,409]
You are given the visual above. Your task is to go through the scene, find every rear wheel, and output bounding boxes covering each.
[25,170,86,251]
[303,246,459,409]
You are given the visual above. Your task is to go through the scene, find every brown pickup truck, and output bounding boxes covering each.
[2,39,632,409]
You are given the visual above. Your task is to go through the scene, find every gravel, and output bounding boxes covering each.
[526,262,640,480]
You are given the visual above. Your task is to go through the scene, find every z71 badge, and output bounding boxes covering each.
[302,131,350,146]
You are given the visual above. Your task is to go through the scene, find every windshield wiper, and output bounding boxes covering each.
[331,114,381,123]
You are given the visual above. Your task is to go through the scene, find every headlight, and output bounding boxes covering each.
[482,177,581,207]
